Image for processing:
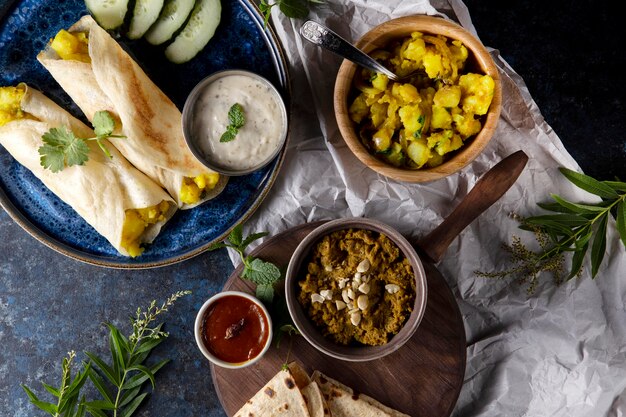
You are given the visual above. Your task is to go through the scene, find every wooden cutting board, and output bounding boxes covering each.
[211,221,466,417]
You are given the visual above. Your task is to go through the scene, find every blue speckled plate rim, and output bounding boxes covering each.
[0,0,292,270]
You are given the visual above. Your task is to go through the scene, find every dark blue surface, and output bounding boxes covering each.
[0,0,285,266]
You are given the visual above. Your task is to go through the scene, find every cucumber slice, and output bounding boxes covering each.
[144,0,195,45]
[127,0,165,39]
[164,0,221,64]
[85,0,130,30]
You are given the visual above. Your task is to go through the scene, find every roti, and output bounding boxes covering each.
[233,369,310,417]
[312,371,410,417]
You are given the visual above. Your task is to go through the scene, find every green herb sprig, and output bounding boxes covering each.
[22,351,90,417]
[209,224,279,303]
[258,0,325,28]
[39,110,126,173]
[208,224,299,348]
[219,103,245,143]
[21,291,191,417]
[476,168,626,293]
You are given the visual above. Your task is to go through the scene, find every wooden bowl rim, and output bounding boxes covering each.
[284,218,428,362]
[334,14,502,183]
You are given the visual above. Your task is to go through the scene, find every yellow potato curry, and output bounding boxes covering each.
[0,85,32,127]
[349,31,495,169]
[49,29,222,205]
[121,201,172,257]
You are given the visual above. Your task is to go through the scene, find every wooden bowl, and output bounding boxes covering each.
[334,15,502,183]
[284,218,428,362]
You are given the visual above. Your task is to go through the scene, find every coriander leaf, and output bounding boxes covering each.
[241,258,281,285]
[39,126,90,172]
[38,144,68,173]
[256,284,275,305]
[228,103,245,129]
[279,0,309,18]
[92,110,116,137]
[220,130,236,143]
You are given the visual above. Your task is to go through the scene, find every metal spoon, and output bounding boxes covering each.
[299,20,404,81]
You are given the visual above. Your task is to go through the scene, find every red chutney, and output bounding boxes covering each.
[202,295,270,364]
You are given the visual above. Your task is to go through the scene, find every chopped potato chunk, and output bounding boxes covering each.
[0,85,31,127]
[180,173,220,205]
[50,30,90,63]
[121,201,171,257]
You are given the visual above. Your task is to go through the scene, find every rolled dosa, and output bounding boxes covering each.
[0,84,177,257]
[37,15,227,209]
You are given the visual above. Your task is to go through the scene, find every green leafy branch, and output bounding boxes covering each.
[21,291,191,417]
[258,0,325,28]
[208,224,299,347]
[39,110,126,173]
[476,168,626,293]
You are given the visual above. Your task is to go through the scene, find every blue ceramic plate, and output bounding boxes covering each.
[0,0,290,268]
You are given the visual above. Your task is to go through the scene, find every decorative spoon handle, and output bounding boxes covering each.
[299,20,399,81]
[415,150,529,263]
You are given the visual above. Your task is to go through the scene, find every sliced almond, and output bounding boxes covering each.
[354,271,362,281]
[324,264,333,272]
[347,288,355,300]
[341,290,351,304]
[357,294,368,311]
[338,278,349,289]
[385,284,400,294]
[358,282,370,294]
[350,311,362,326]
[356,259,370,273]
[335,300,347,311]
[311,293,325,303]
[320,289,333,300]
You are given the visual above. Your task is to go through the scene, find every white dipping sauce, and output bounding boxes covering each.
[192,74,286,172]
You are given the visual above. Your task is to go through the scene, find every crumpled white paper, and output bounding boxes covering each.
[229,1,626,415]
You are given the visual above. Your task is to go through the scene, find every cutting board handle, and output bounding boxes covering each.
[415,150,529,263]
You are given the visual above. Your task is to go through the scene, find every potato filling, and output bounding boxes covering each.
[180,173,220,205]
[50,30,90,63]
[121,201,171,257]
[348,31,495,169]
[0,85,32,127]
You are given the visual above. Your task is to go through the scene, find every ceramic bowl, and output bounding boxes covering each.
[284,218,428,362]
[194,290,273,369]
[334,15,502,183]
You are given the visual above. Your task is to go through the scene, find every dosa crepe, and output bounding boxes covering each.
[37,15,227,209]
[0,84,176,257]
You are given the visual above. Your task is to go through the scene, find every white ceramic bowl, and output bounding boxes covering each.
[194,290,273,369]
